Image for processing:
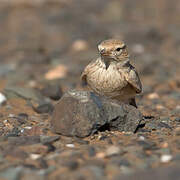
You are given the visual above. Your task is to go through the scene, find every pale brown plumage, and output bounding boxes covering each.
[81,39,142,107]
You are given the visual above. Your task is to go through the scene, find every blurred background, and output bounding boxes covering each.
[0,1,180,179]
[0,0,179,110]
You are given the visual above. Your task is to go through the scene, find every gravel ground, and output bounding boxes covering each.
[0,0,180,179]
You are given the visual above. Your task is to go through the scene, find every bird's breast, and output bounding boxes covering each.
[87,64,128,97]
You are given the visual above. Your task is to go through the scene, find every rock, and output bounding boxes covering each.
[73,137,89,145]
[6,127,21,137]
[19,143,49,155]
[74,166,105,180]
[0,63,16,77]
[0,92,7,106]
[17,113,28,124]
[105,146,121,157]
[62,160,79,170]
[40,135,60,144]
[145,117,172,131]
[3,86,48,106]
[169,92,180,100]
[8,136,40,146]
[88,146,96,157]
[66,144,75,148]
[45,64,68,80]
[33,103,54,114]
[174,117,180,123]
[51,90,143,137]
[85,159,105,168]
[43,143,56,152]
[113,165,180,180]
[71,39,89,51]
[0,167,22,180]
[110,157,131,167]
[41,84,63,101]
[137,140,157,151]
[21,170,46,180]
[160,154,172,163]
[147,93,159,99]
[174,127,180,136]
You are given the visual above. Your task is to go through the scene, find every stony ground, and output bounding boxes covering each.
[0,0,180,179]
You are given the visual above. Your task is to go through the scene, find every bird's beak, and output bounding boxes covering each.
[104,60,110,70]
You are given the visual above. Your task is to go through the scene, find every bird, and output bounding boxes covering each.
[81,38,142,107]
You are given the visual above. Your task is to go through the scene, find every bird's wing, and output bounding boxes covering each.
[81,59,97,86]
[124,65,142,93]
[81,71,88,86]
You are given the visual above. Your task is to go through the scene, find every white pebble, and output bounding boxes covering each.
[106,145,120,156]
[160,154,172,163]
[30,154,41,160]
[139,136,145,141]
[72,39,88,51]
[20,129,24,133]
[24,126,32,130]
[3,120,8,123]
[8,114,15,118]
[0,92,7,105]
[66,144,75,148]
[28,80,37,88]
[147,93,159,99]
[175,105,180,110]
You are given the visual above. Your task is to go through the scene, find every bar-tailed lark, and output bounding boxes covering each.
[81,39,142,107]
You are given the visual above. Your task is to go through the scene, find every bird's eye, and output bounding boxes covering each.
[116,47,121,51]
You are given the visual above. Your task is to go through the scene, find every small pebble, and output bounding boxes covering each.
[174,127,180,136]
[106,146,120,156]
[30,153,41,160]
[175,117,180,122]
[120,166,134,175]
[175,105,180,109]
[33,103,54,114]
[8,114,15,118]
[24,126,32,130]
[160,154,172,163]
[3,120,8,123]
[98,134,108,140]
[73,137,89,145]
[161,142,169,148]
[45,64,68,80]
[63,160,79,170]
[139,136,145,141]
[66,144,75,148]
[147,93,159,99]
[156,105,165,109]
[20,129,24,133]
[17,113,28,124]
[88,146,96,157]
[96,152,105,159]
[72,39,88,51]
[40,136,60,144]
[0,93,7,105]
[41,84,63,101]
[28,80,37,88]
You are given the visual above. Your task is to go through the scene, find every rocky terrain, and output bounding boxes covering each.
[0,0,180,179]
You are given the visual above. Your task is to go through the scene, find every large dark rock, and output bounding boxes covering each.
[51,90,143,137]
[41,84,63,101]
[113,165,180,180]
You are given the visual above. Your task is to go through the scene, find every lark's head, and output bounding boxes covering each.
[98,39,129,62]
